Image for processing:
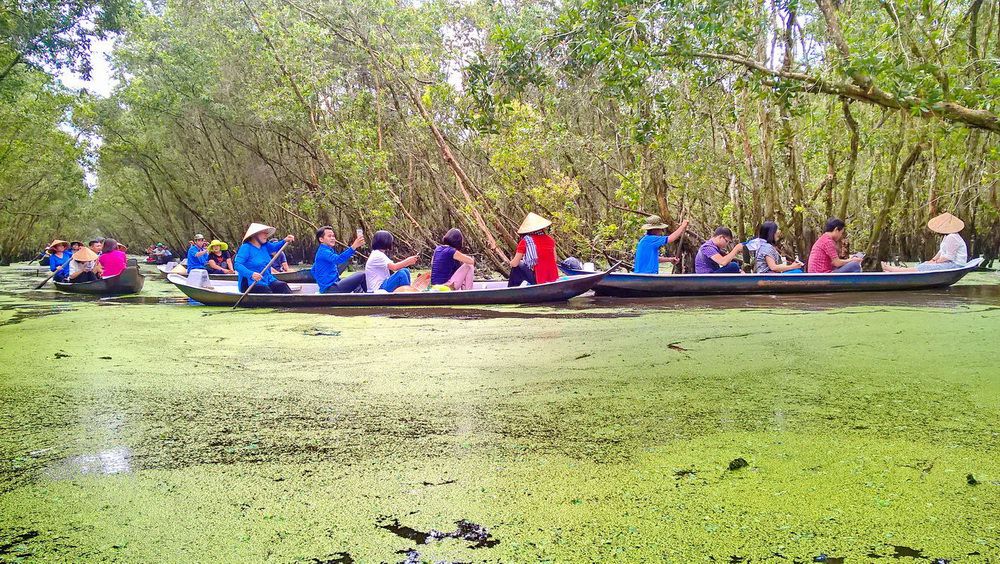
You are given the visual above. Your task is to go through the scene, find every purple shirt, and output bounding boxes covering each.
[431,245,459,285]
[695,240,723,273]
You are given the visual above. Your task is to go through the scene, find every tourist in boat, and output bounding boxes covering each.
[98,238,128,278]
[312,226,367,293]
[46,240,72,282]
[234,223,296,294]
[694,227,744,274]
[70,241,83,253]
[807,218,862,273]
[508,212,558,287]
[633,215,688,274]
[365,230,419,293]
[88,239,104,255]
[431,228,475,290]
[881,213,968,272]
[753,222,804,274]
[68,247,102,283]
[205,240,235,274]
[268,238,290,273]
[186,234,209,272]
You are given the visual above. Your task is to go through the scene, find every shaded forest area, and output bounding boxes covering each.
[2,0,999,270]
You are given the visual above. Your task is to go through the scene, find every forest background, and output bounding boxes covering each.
[2,0,999,272]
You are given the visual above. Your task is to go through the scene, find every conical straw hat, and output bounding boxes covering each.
[72,247,99,262]
[242,223,275,242]
[47,239,69,251]
[517,212,552,235]
[927,212,964,234]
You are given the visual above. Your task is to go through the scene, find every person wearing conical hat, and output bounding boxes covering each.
[234,223,296,294]
[508,212,558,287]
[45,240,72,282]
[67,247,103,283]
[205,240,235,274]
[186,233,209,272]
[881,213,969,272]
[633,215,689,274]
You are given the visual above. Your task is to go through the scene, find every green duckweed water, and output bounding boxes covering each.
[1,266,999,562]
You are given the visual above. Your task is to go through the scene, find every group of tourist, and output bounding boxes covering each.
[144,243,174,265]
[633,213,968,275]
[43,238,129,283]
[185,234,291,277]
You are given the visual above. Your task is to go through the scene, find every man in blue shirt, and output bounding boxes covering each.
[186,234,209,271]
[633,215,688,274]
[311,226,367,293]
[235,223,296,293]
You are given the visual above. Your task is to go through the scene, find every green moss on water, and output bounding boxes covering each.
[0,268,998,561]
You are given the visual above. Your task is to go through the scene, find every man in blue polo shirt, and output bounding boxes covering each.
[186,233,209,271]
[633,215,688,274]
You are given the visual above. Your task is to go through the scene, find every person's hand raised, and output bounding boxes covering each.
[284,235,296,244]
[351,235,365,249]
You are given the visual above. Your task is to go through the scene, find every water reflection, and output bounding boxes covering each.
[44,446,132,479]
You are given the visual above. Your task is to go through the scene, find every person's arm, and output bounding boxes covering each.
[68,264,84,280]
[332,247,356,265]
[666,220,689,244]
[234,250,259,281]
[93,262,103,276]
[225,257,234,271]
[453,250,475,265]
[711,244,744,267]
[389,255,418,271]
[207,258,222,270]
[765,255,803,273]
[509,252,524,268]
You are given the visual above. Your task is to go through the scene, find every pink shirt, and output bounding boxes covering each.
[99,249,128,278]
[807,233,839,273]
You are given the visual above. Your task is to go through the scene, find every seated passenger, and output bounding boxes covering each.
[365,230,419,293]
[695,227,744,274]
[268,238,290,273]
[98,238,128,278]
[205,240,235,274]
[754,222,804,274]
[234,223,296,294]
[633,215,688,274]
[46,240,72,282]
[312,226,367,293]
[68,247,102,283]
[881,213,968,272]
[88,239,104,255]
[508,213,558,286]
[807,218,862,273]
[431,228,475,290]
[186,234,209,271]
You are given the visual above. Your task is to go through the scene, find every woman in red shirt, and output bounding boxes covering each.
[508,212,559,286]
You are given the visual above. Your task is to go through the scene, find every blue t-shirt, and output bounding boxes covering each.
[234,240,285,288]
[49,252,72,278]
[431,245,460,285]
[633,235,669,274]
[695,240,724,273]
[311,245,355,293]
[187,245,208,271]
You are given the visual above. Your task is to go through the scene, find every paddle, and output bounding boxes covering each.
[232,240,290,310]
[34,271,57,290]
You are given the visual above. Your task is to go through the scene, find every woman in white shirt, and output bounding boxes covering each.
[882,213,968,272]
[365,230,421,292]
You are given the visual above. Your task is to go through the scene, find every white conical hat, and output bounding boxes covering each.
[242,223,275,242]
[517,212,552,235]
[927,212,964,234]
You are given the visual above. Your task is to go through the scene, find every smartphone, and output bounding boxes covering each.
[356,228,364,238]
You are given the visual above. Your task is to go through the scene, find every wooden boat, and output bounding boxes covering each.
[156,264,315,283]
[560,258,984,297]
[166,270,608,307]
[54,265,145,296]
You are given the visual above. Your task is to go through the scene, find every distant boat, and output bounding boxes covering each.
[167,270,608,308]
[54,265,145,296]
[560,258,984,297]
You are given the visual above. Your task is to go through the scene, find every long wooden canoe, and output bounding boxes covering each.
[167,270,608,307]
[54,266,145,296]
[156,264,316,283]
[560,258,984,297]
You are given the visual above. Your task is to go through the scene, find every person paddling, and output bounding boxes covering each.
[46,240,72,282]
[881,213,969,272]
[633,215,688,274]
[234,223,296,294]
[312,226,366,293]
[508,212,558,286]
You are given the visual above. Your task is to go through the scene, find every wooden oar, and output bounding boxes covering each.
[232,241,290,310]
[34,271,57,289]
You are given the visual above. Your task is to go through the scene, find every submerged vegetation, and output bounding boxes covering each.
[2,0,999,268]
[1,268,999,560]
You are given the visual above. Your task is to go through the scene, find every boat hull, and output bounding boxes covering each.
[561,259,983,297]
[167,271,607,307]
[54,266,145,296]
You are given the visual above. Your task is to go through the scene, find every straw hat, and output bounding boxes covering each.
[927,212,964,235]
[46,239,69,251]
[207,239,229,251]
[517,212,552,235]
[72,248,99,262]
[641,215,669,231]
[242,223,275,242]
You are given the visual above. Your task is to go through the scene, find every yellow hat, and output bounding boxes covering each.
[242,223,275,242]
[517,212,552,235]
[207,240,229,251]
[72,248,99,262]
[927,213,964,235]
